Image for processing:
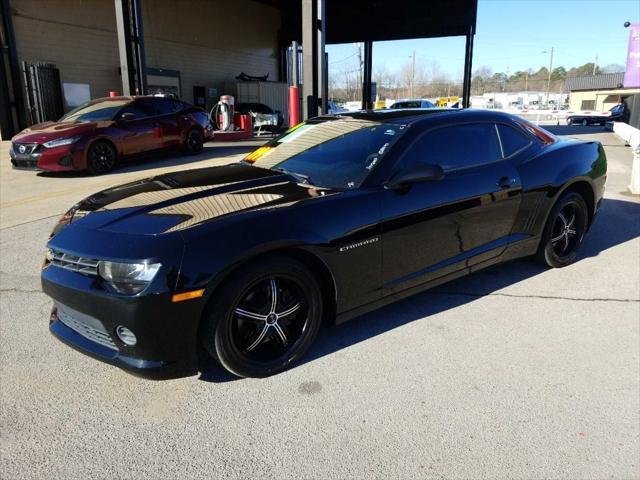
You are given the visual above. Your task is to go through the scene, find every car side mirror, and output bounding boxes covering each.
[119,112,135,122]
[385,162,444,190]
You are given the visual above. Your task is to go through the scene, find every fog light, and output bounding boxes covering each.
[58,155,73,167]
[116,326,137,346]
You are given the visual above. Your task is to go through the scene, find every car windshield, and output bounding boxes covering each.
[60,99,131,123]
[244,117,407,189]
[391,101,421,109]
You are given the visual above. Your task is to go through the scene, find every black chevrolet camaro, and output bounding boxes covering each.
[42,109,607,379]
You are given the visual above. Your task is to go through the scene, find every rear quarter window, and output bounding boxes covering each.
[497,124,532,157]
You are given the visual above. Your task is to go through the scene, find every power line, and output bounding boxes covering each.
[329,52,358,64]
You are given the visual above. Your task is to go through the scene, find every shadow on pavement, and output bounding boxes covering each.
[544,125,608,136]
[199,196,640,382]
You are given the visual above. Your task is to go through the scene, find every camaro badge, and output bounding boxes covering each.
[339,237,379,252]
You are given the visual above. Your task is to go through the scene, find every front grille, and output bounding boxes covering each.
[49,249,99,276]
[12,143,37,155]
[57,305,118,351]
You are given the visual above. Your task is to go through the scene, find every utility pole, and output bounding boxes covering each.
[410,50,415,98]
[593,55,598,75]
[355,43,362,102]
[545,46,554,107]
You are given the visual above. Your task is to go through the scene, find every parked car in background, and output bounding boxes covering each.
[9,96,212,174]
[328,100,349,114]
[42,109,606,379]
[389,99,436,109]
[234,102,283,134]
[566,103,627,126]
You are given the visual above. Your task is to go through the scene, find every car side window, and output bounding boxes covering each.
[147,97,180,115]
[496,124,531,157]
[120,99,158,120]
[400,123,502,172]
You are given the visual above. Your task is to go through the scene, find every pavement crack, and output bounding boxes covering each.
[0,288,43,294]
[429,290,639,303]
[0,214,60,231]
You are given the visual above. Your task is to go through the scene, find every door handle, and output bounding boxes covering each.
[497,176,516,189]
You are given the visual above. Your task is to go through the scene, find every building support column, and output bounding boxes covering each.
[290,40,300,86]
[361,40,373,109]
[114,0,146,96]
[0,0,26,137]
[462,24,475,108]
[301,0,326,119]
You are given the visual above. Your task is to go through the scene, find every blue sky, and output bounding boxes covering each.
[327,0,639,80]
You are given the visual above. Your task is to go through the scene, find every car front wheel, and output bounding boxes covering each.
[536,191,588,268]
[86,140,116,174]
[201,255,323,378]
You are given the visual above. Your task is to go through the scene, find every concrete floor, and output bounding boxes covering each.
[0,127,638,479]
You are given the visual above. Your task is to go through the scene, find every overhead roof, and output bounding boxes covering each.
[565,72,626,91]
[256,0,477,44]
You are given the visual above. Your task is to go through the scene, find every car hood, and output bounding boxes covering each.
[13,121,101,143]
[68,163,338,235]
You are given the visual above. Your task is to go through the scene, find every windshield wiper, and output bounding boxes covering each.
[273,167,312,185]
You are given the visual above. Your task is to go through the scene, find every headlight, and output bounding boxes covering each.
[98,261,161,295]
[43,136,80,148]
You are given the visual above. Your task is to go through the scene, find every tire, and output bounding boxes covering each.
[184,128,204,155]
[86,140,116,175]
[536,191,589,268]
[201,255,323,378]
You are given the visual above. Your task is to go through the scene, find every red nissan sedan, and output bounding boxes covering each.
[9,96,213,174]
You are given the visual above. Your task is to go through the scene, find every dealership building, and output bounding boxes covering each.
[566,72,640,112]
[1,0,479,139]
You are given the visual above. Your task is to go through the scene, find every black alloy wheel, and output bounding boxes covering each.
[184,129,204,155]
[87,140,116,174]
[202,255,323,378]
[536,191,588,268]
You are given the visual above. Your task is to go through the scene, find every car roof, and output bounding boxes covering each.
[91,96,136,103]
[392,99,432,103]
[92,95,184,104]
[318,108,517,126]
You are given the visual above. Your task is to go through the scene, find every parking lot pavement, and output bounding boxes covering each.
[0,139,264,229]
[1,127,638,479]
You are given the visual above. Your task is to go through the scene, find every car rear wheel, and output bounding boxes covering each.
[201,255,323,378]
[184,129,204,155]
[536,192,588,268]
[86,140,116,175]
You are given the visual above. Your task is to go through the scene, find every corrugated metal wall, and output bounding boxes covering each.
[11,0,281,107]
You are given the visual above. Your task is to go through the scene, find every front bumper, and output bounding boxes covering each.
[10,142,80,171]
[42,265,205,380]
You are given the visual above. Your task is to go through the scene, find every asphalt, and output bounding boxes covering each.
[0,126,638,479]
